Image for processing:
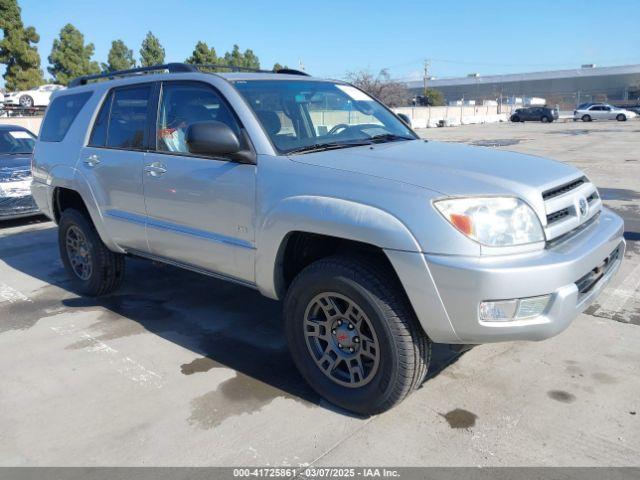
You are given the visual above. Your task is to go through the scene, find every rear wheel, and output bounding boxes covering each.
[582,114,592,122]
[58,208,125,296]
[616,114,626,121]
[284,255,431,415]
[18,95,34,108]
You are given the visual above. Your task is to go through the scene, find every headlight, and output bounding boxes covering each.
[434,196,544,247]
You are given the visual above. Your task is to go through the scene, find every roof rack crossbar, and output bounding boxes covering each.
[194,63,310,76]
[68,63,197,87]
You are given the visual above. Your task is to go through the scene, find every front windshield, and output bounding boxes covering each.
[232,80,417,154]
[0,130,36,155]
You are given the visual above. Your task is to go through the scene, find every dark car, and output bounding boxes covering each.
[510,106,559,123]
[0,124,39,220]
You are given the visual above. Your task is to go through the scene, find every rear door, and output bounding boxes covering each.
[141,80,257,284]
[79,83,153,252]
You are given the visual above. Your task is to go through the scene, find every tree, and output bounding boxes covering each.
[0,0,44,90]
[139,31,164,67]
[102,39,135,73]
[48,24,100,85]
[424,88,445,106]
[345,68,409,107]
[272,63,288,72]
[185,41,217,69]
[221,44,260,69]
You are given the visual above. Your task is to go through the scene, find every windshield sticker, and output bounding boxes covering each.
[9,131,32,140]
[336,85,373,101]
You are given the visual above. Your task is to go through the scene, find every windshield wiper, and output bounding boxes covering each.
[367,133,415,143]
[286,141,371,155]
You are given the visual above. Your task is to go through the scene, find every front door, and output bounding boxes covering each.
[142,80,256,284]
[80,84,153,252]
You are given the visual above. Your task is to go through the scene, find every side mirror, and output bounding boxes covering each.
[397,113,411,127]
[186,121,241,157]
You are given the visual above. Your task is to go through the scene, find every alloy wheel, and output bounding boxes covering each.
[303,292,381,388]
[65,225,93,281]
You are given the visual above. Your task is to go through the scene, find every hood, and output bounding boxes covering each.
[291,139,581,195]
[0,153,32,176]
[290,139,583,219]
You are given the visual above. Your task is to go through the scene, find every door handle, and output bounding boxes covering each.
[144,162,167,177]
[83,154,101,167]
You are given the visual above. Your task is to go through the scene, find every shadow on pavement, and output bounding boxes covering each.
[1,223,464,416]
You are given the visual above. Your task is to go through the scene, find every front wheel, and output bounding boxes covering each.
[616,114,626,121]
[284,255,431,415]
[19,95,34,108]
[582,114,592,122]
[541,115,550,123]
[58,208,125,296]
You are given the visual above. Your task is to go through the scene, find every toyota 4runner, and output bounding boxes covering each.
[31,64,625,414]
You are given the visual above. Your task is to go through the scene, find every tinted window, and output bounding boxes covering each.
[88,91,113,147]
[106,85,151,150]
[40,92,92,142]
[0,129,36,154]
[156,82,240,154]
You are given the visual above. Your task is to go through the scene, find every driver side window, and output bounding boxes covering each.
[156,82,240,154]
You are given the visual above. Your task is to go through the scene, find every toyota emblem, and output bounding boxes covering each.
[577,196,588,218]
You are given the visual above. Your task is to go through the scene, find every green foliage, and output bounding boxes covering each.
[47,24,100,85]
[0,0,44,90]
[102,39,135,73]
[272,63,288,72]
[139,31,165,67]
[424,88,445,106]
[185,41,217,71]
[221,44,260,69]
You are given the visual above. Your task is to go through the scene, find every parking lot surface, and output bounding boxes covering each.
[1,120,639,466]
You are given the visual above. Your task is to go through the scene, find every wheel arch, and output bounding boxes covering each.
[255,196,422,300]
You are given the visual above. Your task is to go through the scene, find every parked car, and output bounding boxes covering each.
[510,106,559,123]
[3,84,65,108]
[0,125,39,220]
[32,64,625,414]
[574,104,637,122]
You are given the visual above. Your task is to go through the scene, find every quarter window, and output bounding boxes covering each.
[39,92,92,142]
[155,82,240,154]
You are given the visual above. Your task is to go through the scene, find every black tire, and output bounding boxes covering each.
[284,255,431,415]
[18,95,34,108]
[511,116,520,122]
[541,115,550,123]
[616,114,626,121]
[582,114,592,122]
[58,208,125,296]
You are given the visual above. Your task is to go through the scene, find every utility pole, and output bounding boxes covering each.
[423,59,430,104]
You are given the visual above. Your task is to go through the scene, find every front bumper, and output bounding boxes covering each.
[387,207,625,344]
[0,195,40,220]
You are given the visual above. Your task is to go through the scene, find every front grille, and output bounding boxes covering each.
[542,177,586,201]
[576,246,621,296]
[542,177,602,242]
[547,207,570,225]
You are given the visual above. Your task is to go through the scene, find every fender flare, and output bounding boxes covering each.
[48,165,122,252]
[254,195,422,299]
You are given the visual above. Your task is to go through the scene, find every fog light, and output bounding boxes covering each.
[480,295,550,322]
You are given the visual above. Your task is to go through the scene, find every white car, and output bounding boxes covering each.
[2,84,65,108]
[574,104,637,122]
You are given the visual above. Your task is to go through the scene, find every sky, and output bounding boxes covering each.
[4,0,640,86]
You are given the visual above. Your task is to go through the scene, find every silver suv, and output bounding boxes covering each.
[32,64,625,414]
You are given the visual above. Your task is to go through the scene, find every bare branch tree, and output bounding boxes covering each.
[345,69,409,107]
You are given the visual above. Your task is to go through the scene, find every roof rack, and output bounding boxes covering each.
[68,62,311,87]
[68,63,197,87]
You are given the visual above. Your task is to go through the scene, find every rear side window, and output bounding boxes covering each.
[40,92,92,142]
[88,85,151,150]
[106,85,151,150]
